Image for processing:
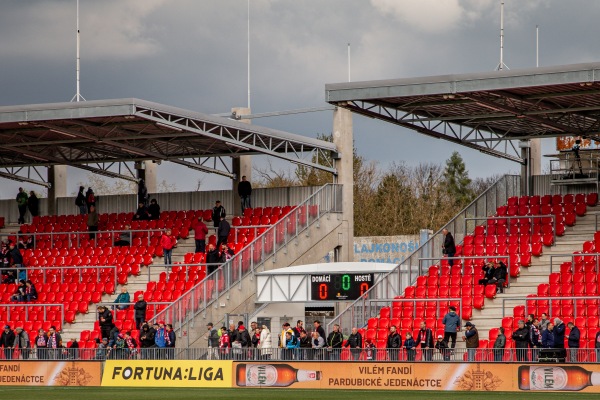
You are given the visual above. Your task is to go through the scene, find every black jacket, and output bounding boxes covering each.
[299,335,312,349]
[327,331,343,348]
[492,263,508,281]
[238,181,252,197]
[553,322,566,348]
[212,206,226,226]
[139,327,155,348]
[345,332,362,349]
[236,330,251,348]
[387,332,401,349]
[75,191,86,206]
[512,327,530,348]
[218,219,231,238]
[148,203,161,220]
[27,194,39,215]
[443,232,456,254]
[9,248,23,265]
[99,309,114,328]
[134,300,147,320]
[0,329,15,348]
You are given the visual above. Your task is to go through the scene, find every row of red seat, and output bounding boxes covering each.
[506,193,598,207]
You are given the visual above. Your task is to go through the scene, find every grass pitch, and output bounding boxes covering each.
[3,388,600,399]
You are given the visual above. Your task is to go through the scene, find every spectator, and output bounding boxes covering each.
[539,313,550,331]
[387,325,401,361]
[313,320,326,342]
[8,242,25,281]
[108,325,121,349]
[463,322,479,362]
[238,175,252,213]
[435,335,450,361]
[23,280,37,302]
[542,323,555,348]
[326,324,343,360]
[85,188,95,212]
[416,321,434,361]
[133,202,150,221]
[219,326,230,359]
[567,321,580,362]
[123,331,138,360]
[217,216,230,249]
[512,320,530,362]
[114,225,131,247]
[553,318,566,349]
[293,320,304,338]
[10,279,26,302]
[113,287,130,310]
[69,338,79,360]
[251,327,261,358]
[595,329,600,362]
[154,321,167,359]
[194,217,209,253]
[95,337,109,360]
[478,262,495,285]
[219,243,234,264]
[212,201,226,232]
[87,205,99,240]
[0,325,15,359]
[236,325,251,359]
[138,179,149,206]
[148,199,161,220]
[160,229,177,267]
[344,327,362,361]
[165,324,176,359]
[133,294,147,329]
[206,323,220,359]
[529,318,541,362]
[27,191,39,218]
[403,331,416,361]
[526,313,535,327]
[97,305,114,340]
[442,305,460,352]
[298,329,311,360]
[13,327,30,360]
[138,323,155,360]
[206,244,220,276]
[493,327,506,361]
[35,328,48,360]
[311,331,325,360]
[364,338,375,361]
[279,322,292,351]
[75,186,87,215]
[16,188,28,224]
[46,325,62,360]
[442,229,456,266]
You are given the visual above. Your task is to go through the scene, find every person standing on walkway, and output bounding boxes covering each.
[238,176,252,213]
[442,305,460,352]
[16,188,28,224]
[442,229,456,266]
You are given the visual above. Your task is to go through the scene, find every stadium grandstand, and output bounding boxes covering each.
[2,61,600,371]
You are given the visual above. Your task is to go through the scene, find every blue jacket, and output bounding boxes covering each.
[541,329,554,348]
[442,311,460,333]
[553,323,566,349]
[155,328,166,348]
[286,335,299,349]
[403,338,416,350]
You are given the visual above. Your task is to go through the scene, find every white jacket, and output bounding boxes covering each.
[259,328,272,355]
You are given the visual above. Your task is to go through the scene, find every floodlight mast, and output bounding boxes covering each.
[496,1,509,71]
[71,0,85,102]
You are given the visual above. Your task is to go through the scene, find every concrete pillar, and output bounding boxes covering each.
[47,165,67,215]
[144,161,158,194]
[332,107,354,262]
[530,138,542,176]
[231,107,252,217]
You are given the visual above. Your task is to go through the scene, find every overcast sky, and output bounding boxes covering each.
[0,0,598,198]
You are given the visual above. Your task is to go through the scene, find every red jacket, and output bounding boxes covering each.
[194,221,209,240]
[161,234,176,250]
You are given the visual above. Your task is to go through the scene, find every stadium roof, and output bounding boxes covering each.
[0,98,337,186]
[326,62,600,163]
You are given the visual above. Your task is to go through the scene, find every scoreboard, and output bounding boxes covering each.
[310,273,373,301]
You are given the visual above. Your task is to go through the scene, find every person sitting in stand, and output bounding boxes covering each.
[132,202,150,221]
[479,260,507,293]
[148,199,161,220]
[114,225,131,247]
[478,262,495,285]
[10,280,26,302]
[23,280,37,302]
[113,287,130,310]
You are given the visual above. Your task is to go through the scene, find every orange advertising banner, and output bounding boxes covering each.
[0,361,101,386]
[233,362,600,392]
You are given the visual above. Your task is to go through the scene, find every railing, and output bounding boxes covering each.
[26,265,118,284]
[417,256,511,288]
[464,215,556,247]
[3,229,164,249]
[501,295,600,319]
[94,302,173,322]
[151,183,343,342]
[549,253,600,274]
[550,152,600,183]
[0,303,64,325]
[327,175,520,334]
[364,298,463,324]
[13,346,598,363]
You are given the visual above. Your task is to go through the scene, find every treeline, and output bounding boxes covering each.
[255,135,499,236]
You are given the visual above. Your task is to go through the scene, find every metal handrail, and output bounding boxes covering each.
[0,303,65,327]
[549,252,600,274]
[25,265,118,284]
[464,215,556,249]
[151,183,342,339]
[501,295,600,319]
[364,298,464,327]
[417,255,511,288]
[327,175,520,333]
